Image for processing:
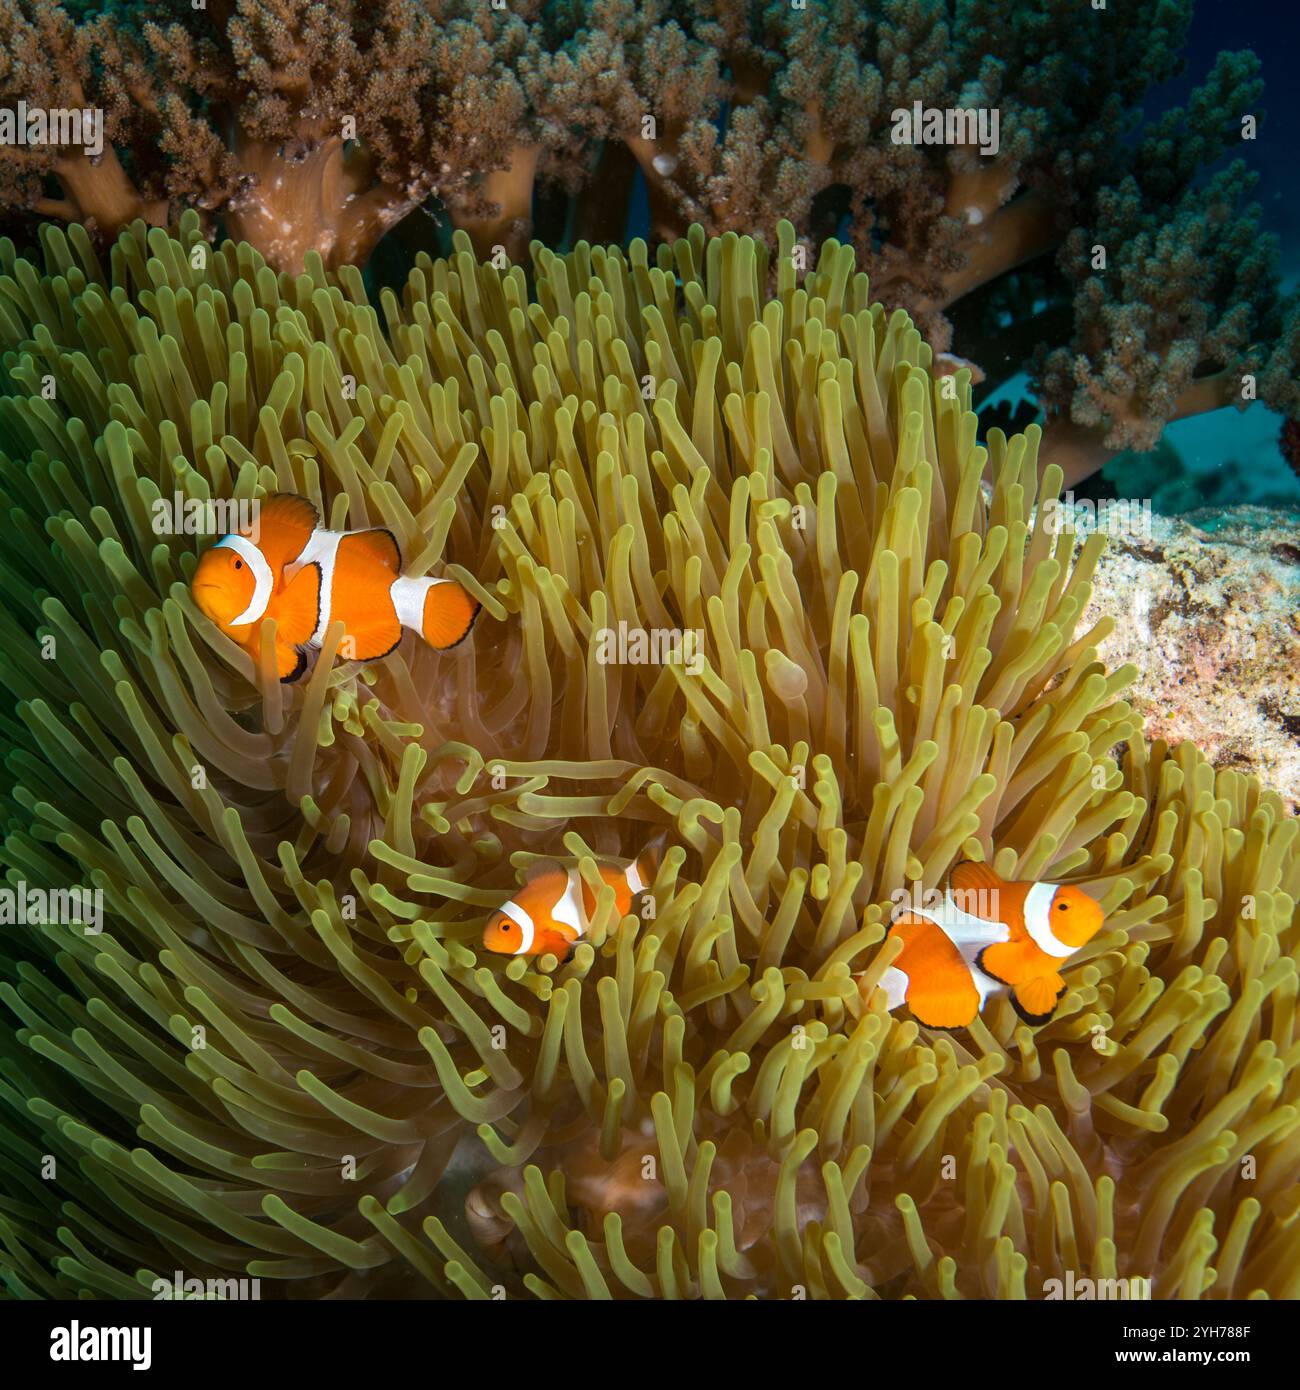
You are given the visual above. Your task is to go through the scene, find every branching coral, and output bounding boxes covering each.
[0,0,560,272]
[567,0,1300,469]
[0,216,1297,1299]
[2,0,1296,468]
[0,0,171,234]
[1035,53,1300,466]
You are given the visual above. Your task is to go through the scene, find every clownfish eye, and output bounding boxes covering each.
[233,558,243,570]
[1057,902,1069,911]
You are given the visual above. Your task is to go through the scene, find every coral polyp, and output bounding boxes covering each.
[0,214,1296,1300]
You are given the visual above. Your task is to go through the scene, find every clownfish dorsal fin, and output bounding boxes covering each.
[951,856,1012,922]
[348,527,403,574]
[948,860,1005,898]
[634,851,657,891]
[518,857,561,888]
[252,492,320,537]
[250,493,321,572]
[637,829,669,884]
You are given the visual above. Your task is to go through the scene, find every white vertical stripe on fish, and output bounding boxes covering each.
[294,529,341,644]
[551,867,586,937]
[1023,881,1072,956]
[499,900,535,955]
[217,535,275,625]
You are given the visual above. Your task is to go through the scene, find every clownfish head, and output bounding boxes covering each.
[1045,884,1105,950]
[483,905,532,956]
[191,536,267,632]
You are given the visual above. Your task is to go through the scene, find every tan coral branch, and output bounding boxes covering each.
[450,142,543,262]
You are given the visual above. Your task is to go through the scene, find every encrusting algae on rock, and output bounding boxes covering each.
[0,212,1297,1300]
[1082,509,1300,813]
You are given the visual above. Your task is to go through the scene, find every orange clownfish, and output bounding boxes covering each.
[190,494,480,681]
[482,852,659,959]
[875,861,1105,1029]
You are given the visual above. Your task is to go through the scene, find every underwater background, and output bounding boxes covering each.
[1051,0,1300,515]
[0,0,1298,1305]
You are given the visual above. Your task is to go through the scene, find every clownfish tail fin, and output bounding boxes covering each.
[392,575,481,650]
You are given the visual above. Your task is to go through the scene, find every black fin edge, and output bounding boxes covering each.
[945,858,973,895]
[307,560,322,641]
[1008,980,1068,1027]
[357,630,404,664]
[974,945,1016,987]
[378,527,403,571]
[911,1014,976,1034]
[265,490,321,531]
[279,648,309,684]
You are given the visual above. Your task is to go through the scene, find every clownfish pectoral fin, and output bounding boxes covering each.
[887,916,982,1030]
[278,644,309,683]
[242,627,307,683]
[271,562,321,647]
[1009,972,1067,1026]
[974,939,1040,986]
[536,932,579,962]
[248,635,307,683]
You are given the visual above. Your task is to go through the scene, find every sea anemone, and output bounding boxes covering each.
[0,213,1296,1299]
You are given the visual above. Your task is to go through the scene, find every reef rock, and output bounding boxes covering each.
[1081,506,1300,811]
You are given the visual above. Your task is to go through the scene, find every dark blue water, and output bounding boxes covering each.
[1078,0,1300,511]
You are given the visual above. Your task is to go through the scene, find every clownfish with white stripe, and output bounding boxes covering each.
[873,861,1105,1029]
[483,850,660,959]
[190,494,480,681]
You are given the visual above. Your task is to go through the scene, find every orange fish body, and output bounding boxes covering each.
[190,494,479,681]
[483,852,658,959]
[877,861,1105,1029]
